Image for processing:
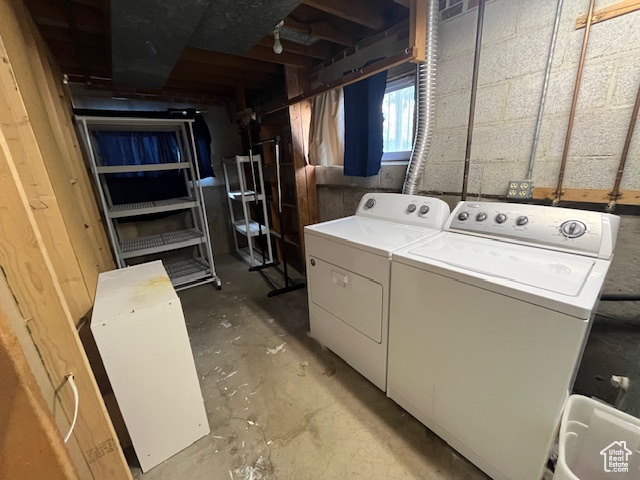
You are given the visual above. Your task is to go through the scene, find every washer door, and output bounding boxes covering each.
[309,256,383,343]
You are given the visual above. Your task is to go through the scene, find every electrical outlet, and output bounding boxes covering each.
[506,180,532,199]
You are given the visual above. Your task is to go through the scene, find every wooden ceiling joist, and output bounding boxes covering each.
[181,47,280,75]
[245,44,315,69]
[284,16,356,46]
[303,0,385,30]
[257,37,335,60]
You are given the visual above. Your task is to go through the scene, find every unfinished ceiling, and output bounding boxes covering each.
[25,0,409,102]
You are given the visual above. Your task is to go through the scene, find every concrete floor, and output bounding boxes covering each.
[131,255,487,480]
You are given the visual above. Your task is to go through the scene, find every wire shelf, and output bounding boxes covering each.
[109,197,198,218]
[120,229,204,258]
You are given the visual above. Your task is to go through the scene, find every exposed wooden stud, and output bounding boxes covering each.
[0,15,93,320]
[0,124,131,478]
[285,66,318,258]
[304,0,385,30]
[0,272,93,478]
[533,187,640,205]
[0,295,78,480]
[410,0,427,62]
[576,0,640,28]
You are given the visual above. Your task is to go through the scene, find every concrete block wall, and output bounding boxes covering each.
[426,0,640,196]
[316,0,640,203]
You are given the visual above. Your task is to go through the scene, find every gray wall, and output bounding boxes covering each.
[71,84,241,255]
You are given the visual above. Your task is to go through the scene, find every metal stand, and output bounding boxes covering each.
[253,136,305,297]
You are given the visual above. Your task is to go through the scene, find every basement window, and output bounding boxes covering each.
[382,82,415,162]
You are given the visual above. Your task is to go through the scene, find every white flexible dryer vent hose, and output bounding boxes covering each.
[402,0,439,194]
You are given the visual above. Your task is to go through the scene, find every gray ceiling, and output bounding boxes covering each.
[111,0,302,89]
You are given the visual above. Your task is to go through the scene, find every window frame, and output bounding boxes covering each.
[382,73,416,164]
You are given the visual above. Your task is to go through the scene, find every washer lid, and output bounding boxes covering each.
[403,233,595,296]
[305,216,439,256]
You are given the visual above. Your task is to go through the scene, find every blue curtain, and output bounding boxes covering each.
[92,131,188,205]
[92,131,180,177]
[343,69,388,177]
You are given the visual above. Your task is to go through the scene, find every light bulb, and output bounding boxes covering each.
[273,31,283,54]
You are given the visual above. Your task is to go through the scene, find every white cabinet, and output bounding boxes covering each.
[91,261,209,472]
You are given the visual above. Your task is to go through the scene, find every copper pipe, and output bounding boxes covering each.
[461,0,485,201]
[553,0,597,206]
[607,80,640,212]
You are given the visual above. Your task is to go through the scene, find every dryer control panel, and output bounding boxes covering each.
[357,193,450,230]
[446,201,620,259]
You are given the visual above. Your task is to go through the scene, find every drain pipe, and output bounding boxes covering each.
[526,0,565,181]
[553,0,597,205]
[461,0,486,201]
[402,0,439,194]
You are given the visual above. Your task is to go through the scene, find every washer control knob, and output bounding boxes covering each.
[407,204,417,213]
[364,198,376,209]
[495,213,507,224]
[476,212,488,222]
[458,212,469,221]
[419,205,430,215]
[516,216,529,226]
[560,220,587,238]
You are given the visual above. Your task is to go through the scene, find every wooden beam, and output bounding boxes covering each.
[0,24,92,320]
[410,0,427,62]
[0,122,131,478]
[0,296,78,480]
[0,272,93,478]
[258,36,335,60]
[532,187,640,205]
[32,29,115,273]
[576,0,640,28]
[284,16,356,46]
[285,66,318,258]
[303,0,385,30]
[261,48,416,115]
[1,0,115,311]
[181,48,280,75]
[245,44,315,69]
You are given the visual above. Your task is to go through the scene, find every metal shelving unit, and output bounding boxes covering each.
[77,115,220,290]
[223,154,274,268]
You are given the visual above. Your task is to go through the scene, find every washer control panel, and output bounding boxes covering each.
[357,193,450,229]
[447,201,620,258]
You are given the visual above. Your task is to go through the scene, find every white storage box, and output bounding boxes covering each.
[92,261,209,472]
[555,395,640,480]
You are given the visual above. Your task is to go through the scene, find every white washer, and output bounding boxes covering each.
[305,193,450,391]
[388,201,619,480]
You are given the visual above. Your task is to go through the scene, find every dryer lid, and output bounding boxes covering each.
[402,233,595,296]
[305,216,438,256]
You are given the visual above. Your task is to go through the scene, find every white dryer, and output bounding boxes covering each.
[387,201,619,480]
[305,193,450,391]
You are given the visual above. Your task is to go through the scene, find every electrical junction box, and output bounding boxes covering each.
[506,180,532,199]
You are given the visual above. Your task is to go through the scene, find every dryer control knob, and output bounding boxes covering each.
[419,205,430,215]
[458,212,469,221]
[407,204,417,213]
[365,198,376,209]
[560,220,586,238]
[495,213,507,224]
[476,212,488,222]
[516,216,529,226]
